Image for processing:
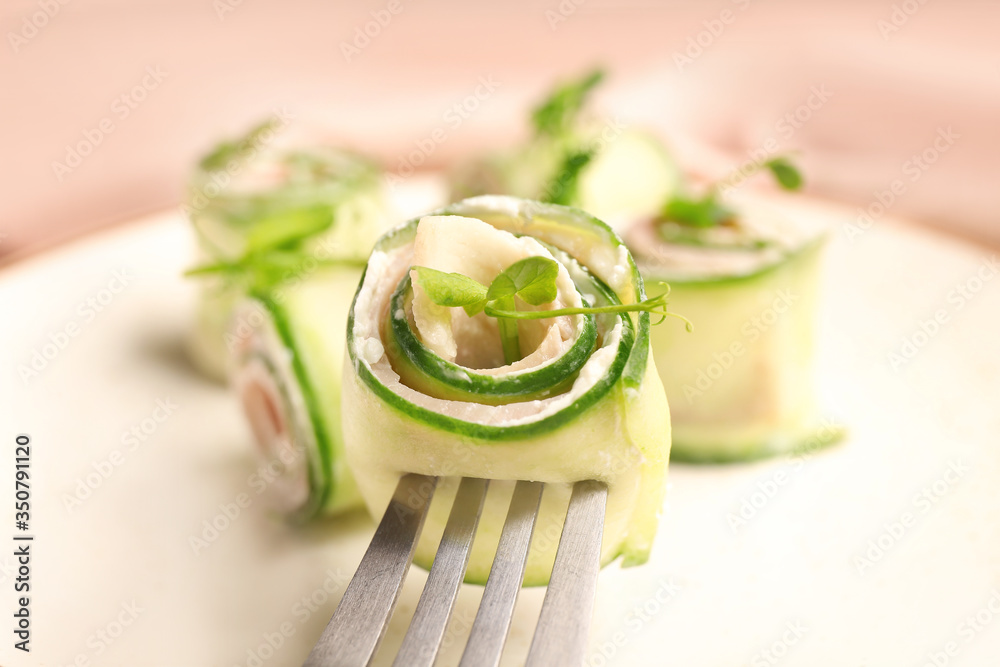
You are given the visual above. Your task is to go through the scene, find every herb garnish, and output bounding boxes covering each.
[543,149,594,206]
[531,69,605,138]
[185,204,361,292]
[413,256,690,365]
[660,156,803,229]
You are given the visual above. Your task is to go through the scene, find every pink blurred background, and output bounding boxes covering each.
[2,0,998,264]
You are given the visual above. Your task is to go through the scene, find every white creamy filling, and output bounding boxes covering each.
[409,215,584,368]
[627,197,823,280]
[353,239,624,427]
[231,318,311,514]
[447,196,637,301]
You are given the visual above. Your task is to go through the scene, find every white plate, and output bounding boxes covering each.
[1,189,999,667]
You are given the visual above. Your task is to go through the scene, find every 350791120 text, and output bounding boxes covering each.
[13,433,33,653]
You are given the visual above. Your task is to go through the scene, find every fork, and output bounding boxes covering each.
[302,474,608,667]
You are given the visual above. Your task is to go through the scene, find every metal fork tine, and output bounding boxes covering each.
[524,480,608,667]
[393,477,490,667]
[303,477,609,667]
[302,474,436,667]
[459,480,544,667]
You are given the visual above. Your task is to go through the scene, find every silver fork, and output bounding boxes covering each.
[302,474,608,667]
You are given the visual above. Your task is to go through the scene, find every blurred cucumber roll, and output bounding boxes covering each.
[450,69,679,231]
[626,163,841,462]
[227,267,365,520]
[183,121,392,518]
[185,120,391,381]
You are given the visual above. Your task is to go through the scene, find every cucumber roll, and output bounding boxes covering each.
[228,266,365,520]
[343,195,672,585]
[184,122,390,518]
[626,179,840,462]
[450,70,679,231]
[185,120,390,381]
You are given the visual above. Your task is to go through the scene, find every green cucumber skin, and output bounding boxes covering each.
[668,422,846,464]
[238,346,330,522]
[342,359,669,586]
[344,196,672,584]
[251,266,365,520]
[347,198,648,442]
[185,147,388,382]
[348,269,635,443]
[386,274,599,404]
[644,240,835,462]
[188,149,386,262]
[649,236,828,287]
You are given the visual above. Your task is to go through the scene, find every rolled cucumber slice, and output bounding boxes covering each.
[183,126,390,519]
[628,202,842,462]
[448,69,679,232]
[230,265,365,521]
[576,128,680,228]
[385,272,599,405]
[185,129,390,381]
[451,128,678,233]
[344,195,671,585]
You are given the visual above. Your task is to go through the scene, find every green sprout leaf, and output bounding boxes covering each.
[531,69,605,137]
[486,256,560,305]
[244,204,334,253]
[410,255,689,366]
[661,193,734,228]
[485,256,561,364]
[413,256,561,366]
[185,203,355,293]
[763,156,803,190]
[659,155,803,231]
[543,150,593,206]
[412,267,489,316]
[484,290,693,332]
